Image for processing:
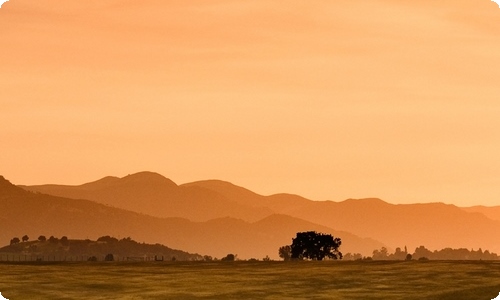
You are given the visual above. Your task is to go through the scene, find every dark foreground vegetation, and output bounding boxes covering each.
[278,231,499,262]
[344,245,499,261]
[0,235,202,262]
[279,231,342,261]
[1,260,500,299]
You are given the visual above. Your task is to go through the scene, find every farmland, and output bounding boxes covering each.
[1,261,500,299]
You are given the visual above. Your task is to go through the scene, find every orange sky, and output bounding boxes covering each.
[1,0,500,206]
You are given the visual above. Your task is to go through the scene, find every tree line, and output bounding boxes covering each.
[343,246,499,261]
[277,231,499,262]
[10,235,69,246]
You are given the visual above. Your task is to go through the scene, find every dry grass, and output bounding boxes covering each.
[1,261,500,299]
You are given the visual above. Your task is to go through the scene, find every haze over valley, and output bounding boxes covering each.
[1,171,498,259]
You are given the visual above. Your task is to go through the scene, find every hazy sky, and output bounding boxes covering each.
[1,0,500,206]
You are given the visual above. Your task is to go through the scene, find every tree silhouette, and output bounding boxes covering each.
[104,254,114,261]
[343,253,362,260]
[22,235,29,242]
[291,231,342,261]
[413,246,432,260]
[278,245,291,261]
[60,236,69,246]
[221,254,235,261]
[38,235,47,242]
[98,236,119,243]
[391,247,407,260]
[372,247,389,260]
[10,237,20,245]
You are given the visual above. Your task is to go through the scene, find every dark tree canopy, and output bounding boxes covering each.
[278,245,292,261]
[98,236,119,243]
[60,236,69,246]
[104,253,114,261]
[221,254,235,262]
[38,235,47,242]
[22,235,29,242]
[291,231,342,261]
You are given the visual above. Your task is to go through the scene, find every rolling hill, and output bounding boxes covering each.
[22,172,500,253]
[21,172,272,222]
[189,181,500,253]
[0,236,202,261]
[462,206,500,222]
[3,175,381,258]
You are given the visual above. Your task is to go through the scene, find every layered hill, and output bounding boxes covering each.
[20,172,500,253]
[462,206,500,222]
[21,172,271,222]
[2,175,380,258]
[187,180,500,253]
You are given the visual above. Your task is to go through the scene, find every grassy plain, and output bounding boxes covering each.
[1,261,500,299]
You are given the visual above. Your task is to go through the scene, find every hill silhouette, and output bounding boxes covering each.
[256,198,500,252]
[22,172,272,222]
[0,175,27,196]
[2,175,380,258]
[183,180,500,253]
[462,206,500,222]
[21,172,500,253]
[0,236,201,261]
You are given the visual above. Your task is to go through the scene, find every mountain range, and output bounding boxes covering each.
[2,174,381,259]
[3,171,500,259]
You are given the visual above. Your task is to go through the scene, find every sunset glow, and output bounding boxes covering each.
[1,0,500,206]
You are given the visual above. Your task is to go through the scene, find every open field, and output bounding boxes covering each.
[1,261,500,299]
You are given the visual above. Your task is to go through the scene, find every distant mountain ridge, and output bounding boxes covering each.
[182,178,500,253]
[21,172,272,222]
[462,206,500,222]
[16,171,500,254]
[1,176,27,196]
[2,175,381,258]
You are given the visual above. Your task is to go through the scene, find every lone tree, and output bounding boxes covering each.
[278,245,292,261]
[10,237,20,245]
[221,254,235,262]
[38,235,47,242]
[22,235,29,242]
[291,231,342,261]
